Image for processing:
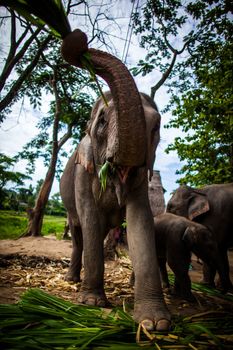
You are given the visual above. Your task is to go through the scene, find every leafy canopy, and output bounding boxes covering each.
[131,0,233,186]
[14,35,99,176]
[0,0,71,38]
[166,40,233,186]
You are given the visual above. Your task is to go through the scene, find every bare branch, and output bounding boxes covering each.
[0,34,52,114]
[0,11,41,93]
[150,50,177,100]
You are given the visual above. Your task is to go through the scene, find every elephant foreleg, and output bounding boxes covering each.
[126,180,170,331]
[216,248,233,292]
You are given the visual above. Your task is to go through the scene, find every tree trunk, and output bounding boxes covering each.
[22,68,72,237]
[25,166,57,236]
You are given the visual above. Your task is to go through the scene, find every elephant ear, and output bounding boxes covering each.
[182,226,196,249]
[188,191,210,220]
[75,134,94,173]
[140,93,161,181]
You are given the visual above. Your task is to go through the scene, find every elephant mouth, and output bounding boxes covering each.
[116,166,131,184]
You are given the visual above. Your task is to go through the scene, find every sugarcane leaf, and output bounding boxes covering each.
[98,161,110,194]
[0,0,71,38]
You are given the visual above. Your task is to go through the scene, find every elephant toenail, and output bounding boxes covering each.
[141,319,154,331]
[156,319,170,331]
[97,299,106,307]
[86,297,96,306]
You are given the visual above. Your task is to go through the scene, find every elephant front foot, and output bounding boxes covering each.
[200,279,215,289]
[64,270,81,283]
[77,288,109,307]
[216,279,233,294]
[134,302,171,331]
[172,288,196,303]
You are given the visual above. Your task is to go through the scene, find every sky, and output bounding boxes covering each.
[0,1,183,204]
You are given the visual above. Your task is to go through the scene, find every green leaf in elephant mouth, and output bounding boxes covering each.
[98,162,132,197]
[98,161,111,194]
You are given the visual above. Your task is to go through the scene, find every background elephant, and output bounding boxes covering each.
[154,213,228,301]
[60,90,170,331]
[166,183,233,290]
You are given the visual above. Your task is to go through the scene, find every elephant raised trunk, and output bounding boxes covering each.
[61,29,146,167]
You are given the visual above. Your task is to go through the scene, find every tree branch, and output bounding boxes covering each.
[150,50,178,100]
[58,124,73,149]
[0,34,52,115]
[0,12,41,93]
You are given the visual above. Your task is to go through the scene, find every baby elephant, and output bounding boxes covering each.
[155,213,227,301]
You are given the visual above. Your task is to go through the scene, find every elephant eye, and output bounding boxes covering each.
[166,203,172,211]
[98,110,106,126]
[152,122,160,133]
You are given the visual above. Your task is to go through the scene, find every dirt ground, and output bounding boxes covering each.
[0,235,233,319]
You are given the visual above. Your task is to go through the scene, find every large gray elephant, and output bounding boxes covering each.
[60,90,170,331]
[154,213,228,301]
[166,183,233,290]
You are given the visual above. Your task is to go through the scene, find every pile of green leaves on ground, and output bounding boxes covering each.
[1,288,233,349]
[168,273,233,303]
[0,211,66,239]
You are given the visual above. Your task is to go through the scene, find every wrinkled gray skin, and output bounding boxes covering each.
[154,213,228,301]
[60,91,170,331]
[167,184,233,291]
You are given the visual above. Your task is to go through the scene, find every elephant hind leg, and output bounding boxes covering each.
[168,257,195,302]
[159,257,170,290]
[216,249,233,292]
[65,223,83,283]
[201,262,216,288]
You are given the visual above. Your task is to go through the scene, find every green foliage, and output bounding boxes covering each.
[0,210,66,239]
[166,40,233,186]
[98,161,110,194]
[131,0,191,79]
[13,35,99,176]
[1,288,233,349]
[131,0,233,186]
[0,211,28,239]
[0,153,32,209]
[0,153,31,190]
[0,0,71,38]
[40,215,66,239]
[45,192,66,217]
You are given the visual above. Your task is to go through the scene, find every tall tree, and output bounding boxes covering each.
[131,0,197,99]
[15,37,98,236]
[0,8,52,119]
[166,40,233,186]
[0,0,117,236]
[131,0,233,186]
[0,1,125,120]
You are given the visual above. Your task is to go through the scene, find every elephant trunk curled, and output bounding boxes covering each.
[61,29,146,167]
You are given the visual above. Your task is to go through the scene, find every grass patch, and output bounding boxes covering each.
[0,288,233,349]
[0,210,66,240]
[0,211,28,239]
[41,215,66,239]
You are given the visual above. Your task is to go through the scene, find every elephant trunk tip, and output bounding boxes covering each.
[61,29,88,66]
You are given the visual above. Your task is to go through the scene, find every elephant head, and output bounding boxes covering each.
[182,224,217,262]
[75,91,160,205]
[167,185,210,220]
[61,29,147,173]
[182,223,228,289]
